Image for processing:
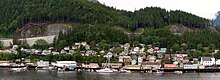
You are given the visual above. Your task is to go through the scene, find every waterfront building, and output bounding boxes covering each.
[164,64,177,68]
[37,60,49,68]
[215,59,220,65]
[124,65,141,70]
[83,63,99,68]
[183,64,200,69]
[200,57,215,66]
[52,61,77,69]
[141,62,161,70]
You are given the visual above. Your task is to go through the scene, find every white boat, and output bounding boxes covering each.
[11,67,27,72]
[96,68,114,73]
[174,71,183,74]
[119,69,131,73]
[156,70,164,73]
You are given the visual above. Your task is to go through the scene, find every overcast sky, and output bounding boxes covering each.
[98,0,220,19]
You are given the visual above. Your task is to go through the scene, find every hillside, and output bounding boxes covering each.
[0,0,210,37]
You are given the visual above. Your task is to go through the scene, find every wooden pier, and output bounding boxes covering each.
[161,68,220,72]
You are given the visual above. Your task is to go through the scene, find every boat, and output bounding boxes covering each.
[174,71,183,74]
[11,67,27,72]
[156,70,164,73]
[96,68,114,73]
[119,69,131,73]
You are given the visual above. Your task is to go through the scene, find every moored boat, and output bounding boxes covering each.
[96,68,114,73]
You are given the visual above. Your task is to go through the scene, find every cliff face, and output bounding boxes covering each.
[14,23,71,38]
[170,24,216,35]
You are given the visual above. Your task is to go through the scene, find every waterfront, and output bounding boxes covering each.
[1,70,220,80]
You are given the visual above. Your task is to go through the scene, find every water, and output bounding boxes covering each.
[0,70,220,80]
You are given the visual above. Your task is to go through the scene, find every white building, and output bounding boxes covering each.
[52,61,77,69]
[37,60,49,68]
[216,59,220,65]
[200,57,215,66]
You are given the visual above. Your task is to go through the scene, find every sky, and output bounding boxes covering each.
[98,0,220,19]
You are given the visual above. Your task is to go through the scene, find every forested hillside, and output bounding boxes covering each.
[0,0,209,36]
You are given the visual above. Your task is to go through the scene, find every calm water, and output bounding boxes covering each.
[0,70,220,80]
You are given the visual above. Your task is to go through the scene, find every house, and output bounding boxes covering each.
[99,50,105,55]
[173,54,189,63]
[215,50,219,53]
[131,59,137,65]
[119,56,124,62]
[142,62,161,70]
[64,46,70,51]
[81,42,87,46]
[159,48,167,53]
[146,55,156,62]
[42,50,51,55]
[157,53,164,59]
[215,59,220,65]
[138,57,143,63]
[200,57,215,66]
[123,43,130,50]
[60,49,66,54]
[85,50,97,56]
[85,45,90,50]
[133,47,140,52]
[147,48,154,54]
[193,58,199,64]
[123,56,132,64]
[34,49,42,55]
[154,47,160,52]
[22,49,33,54]
[52,52,60,55]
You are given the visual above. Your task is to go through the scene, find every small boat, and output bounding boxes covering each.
[96,68,114,73]
[11,67,27,72]
[174,71,183,74]
[119,69,131,73]
[156,70,164,73]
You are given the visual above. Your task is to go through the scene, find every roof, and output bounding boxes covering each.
[89,63,99,66]
[164,64,177,68]
[201,57,212,61]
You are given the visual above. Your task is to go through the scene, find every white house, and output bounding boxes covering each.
[200,57,215,66]
[215,59,220,65]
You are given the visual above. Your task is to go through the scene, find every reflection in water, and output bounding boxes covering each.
[0,70,220,80]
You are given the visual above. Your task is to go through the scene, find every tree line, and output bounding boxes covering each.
[0,0,209,36]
